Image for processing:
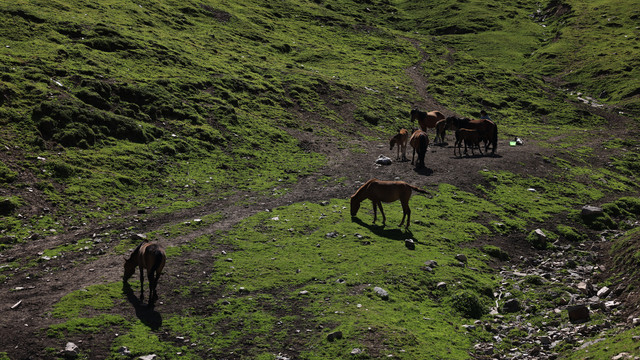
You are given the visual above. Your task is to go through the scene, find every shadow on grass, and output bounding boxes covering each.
[122,282,163,330]
[352,217,420,244]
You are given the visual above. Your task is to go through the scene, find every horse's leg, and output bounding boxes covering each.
[378,202,386,226]
[412,147,415,165]
[372,200,377,224]
[139,265,145,301]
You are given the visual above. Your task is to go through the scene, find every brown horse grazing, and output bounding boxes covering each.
[350,178,428,229]
[446,116,498,155]
[409,129,429,169]
[454,128,484,157]
[411,108,445,132]
[389,128,409,161]
[124,241,166,304]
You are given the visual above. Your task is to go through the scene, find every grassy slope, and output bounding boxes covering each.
[1,0,640,359]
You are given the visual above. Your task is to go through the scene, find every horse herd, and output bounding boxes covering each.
[390,108,499,168]
[123,108,498,305]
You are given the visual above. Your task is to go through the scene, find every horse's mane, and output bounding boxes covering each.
[352,179,377,200]
[128,240,148,260]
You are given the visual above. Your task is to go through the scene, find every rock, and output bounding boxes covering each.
[567,304,590,323]
[375,155,392,165]
[373,286,389,300]
[63,342,78,358]
[139,355,158,360]
[350,348,363,355]
[455,254,468,263]
[405,239,415,250]
[132,233,147,241]
[612,353,633,360]
[436,281,447,290]
[327,331,343,342]
[576,281,592,295]
[502,299,521,313]
[539,336,552,345]
[118,347,131,356]
[424,260,438,268]
[596,286,610,298]
[581,205,603,220]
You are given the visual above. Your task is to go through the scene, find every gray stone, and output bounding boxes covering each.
[455,254,468,263]
[375,155,392,165]
[424,260,438,268]
[596,286,610,298]
[63,342,78,359]
[405,239,415,250]
[373,286,389,300]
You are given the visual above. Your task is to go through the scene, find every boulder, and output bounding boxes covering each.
[568,304,590,323]
[375,155,392,165]
[502,299,521,313]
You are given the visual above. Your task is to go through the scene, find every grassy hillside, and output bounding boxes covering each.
[1,0,639,359]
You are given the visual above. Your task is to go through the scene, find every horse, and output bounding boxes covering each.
[409,129,429,169]
[389,128,409,161]
[454,128,483,157]
[445,116,498,155]
[124,241,166,304]
[434,118,455,144]
[411,108,445,132]
[350,178,428,229]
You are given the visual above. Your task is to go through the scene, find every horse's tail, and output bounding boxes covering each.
[420,132,428,152]
[409,184,428,194]
[492,122,498,154]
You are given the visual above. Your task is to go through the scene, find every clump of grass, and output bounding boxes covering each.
[526,228,557,250]
[481,245,510,261]
[556,224,585,242]
[451,289,487,319]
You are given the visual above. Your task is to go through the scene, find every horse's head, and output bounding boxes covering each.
[123,255,136,281]
[389,136,396,150]
[350,195,360,218]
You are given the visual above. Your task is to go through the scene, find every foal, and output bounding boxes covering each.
[389,128,409,161]
[124,241,166,304]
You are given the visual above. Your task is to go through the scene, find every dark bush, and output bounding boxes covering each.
[451,290,486,319]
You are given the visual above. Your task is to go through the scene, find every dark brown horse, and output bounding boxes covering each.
[454,128,483,157]
[389,128,409,161]
[446,116,498,155]
[124,241,166,304]
[411,108,445,132]
[409,129,429,169]
[350,178,428,229]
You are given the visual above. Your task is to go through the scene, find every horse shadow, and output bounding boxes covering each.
[413,166,433,176]
[122,282,163,330]
[352,217,420,245]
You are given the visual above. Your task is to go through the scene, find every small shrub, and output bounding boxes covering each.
[46,160,76,179]
[556,224,585,242]
[0,197,21,216]
[451,290,486,319]
[0,163,17,183]
[526,229,556,250]
[481,245,509,260]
